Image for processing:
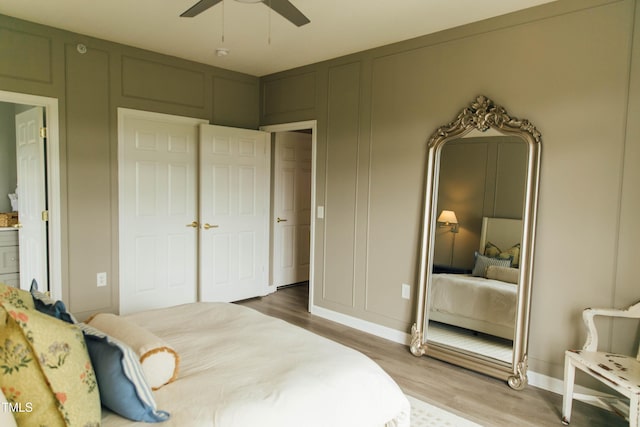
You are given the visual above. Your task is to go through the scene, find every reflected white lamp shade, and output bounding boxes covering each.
[437,210,458,225]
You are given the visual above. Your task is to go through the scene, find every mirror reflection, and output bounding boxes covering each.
[410,95,541,389]
[427,135,527,363]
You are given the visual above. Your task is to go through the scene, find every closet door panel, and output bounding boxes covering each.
[199,124,270,302]
[119,111,202,314]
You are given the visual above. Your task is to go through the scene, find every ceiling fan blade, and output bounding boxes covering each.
[180,0,223,17]
[266,0,310,27]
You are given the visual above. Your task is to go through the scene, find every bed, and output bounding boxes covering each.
[0,283,410,427]
[428,217,522,340]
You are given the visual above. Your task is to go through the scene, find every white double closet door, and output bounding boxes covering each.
[119,110,270,314]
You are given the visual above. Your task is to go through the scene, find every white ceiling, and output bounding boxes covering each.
[0,0,556,77]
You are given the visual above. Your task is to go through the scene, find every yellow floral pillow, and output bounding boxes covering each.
[0,289,101,427]
[484,242,521,268]
[0,282,34,310]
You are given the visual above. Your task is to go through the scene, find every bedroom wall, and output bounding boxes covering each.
[0,14,260,319]
[260,0,640,383]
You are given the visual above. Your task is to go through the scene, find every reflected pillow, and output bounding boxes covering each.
[483,242,502,258]
[504,244,521,268]
[472,251,512,277]
[484,242,521,268]
[485,265,519,284]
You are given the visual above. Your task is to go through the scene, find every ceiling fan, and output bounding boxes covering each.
[180,0,310,27]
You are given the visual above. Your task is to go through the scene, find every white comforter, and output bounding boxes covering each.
[430,273,516,328]
[101,302,410,427]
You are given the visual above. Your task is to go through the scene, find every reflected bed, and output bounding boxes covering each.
[429,273,516,340]
[428,217,522,341]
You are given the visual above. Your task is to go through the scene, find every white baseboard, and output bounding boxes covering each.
[309,304,411,345]
[528,371,619,408]
[528,370,564,394]
[309,303,616,408]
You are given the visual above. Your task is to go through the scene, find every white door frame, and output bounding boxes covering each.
[260,120,317,310]
[0,90,62,298]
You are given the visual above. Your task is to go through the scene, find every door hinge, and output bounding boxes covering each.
[42,210,49,222]
[39,127,47,138]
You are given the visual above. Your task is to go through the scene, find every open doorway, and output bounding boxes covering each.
[271,130,312,287]
[0,90,61,298]
[261,121,317,310]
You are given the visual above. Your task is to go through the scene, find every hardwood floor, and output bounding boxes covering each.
[237,284,626,427]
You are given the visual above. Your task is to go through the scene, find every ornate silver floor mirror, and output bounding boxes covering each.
[410,95,541,389]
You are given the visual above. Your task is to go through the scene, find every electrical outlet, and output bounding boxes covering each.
[401,283,411,300]
[97,272,107,287]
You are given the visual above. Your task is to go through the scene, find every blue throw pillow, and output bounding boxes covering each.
[30,279,76,324]
[471,251,513,277]
[79,323,170,423]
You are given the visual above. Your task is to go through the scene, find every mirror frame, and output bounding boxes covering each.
[410,95,541,389]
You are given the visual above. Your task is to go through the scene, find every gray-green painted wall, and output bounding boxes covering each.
[0,14,260,319]
[260,0,640,381]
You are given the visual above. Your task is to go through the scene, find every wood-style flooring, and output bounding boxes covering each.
[236,284,626,427]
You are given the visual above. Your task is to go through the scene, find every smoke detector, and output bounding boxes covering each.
[215,48,230,57]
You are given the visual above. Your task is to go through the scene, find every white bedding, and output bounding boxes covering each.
[101,302,410,427]
[429,273,516,338]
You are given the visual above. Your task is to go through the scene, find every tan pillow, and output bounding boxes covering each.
[88,313,179,390]
[485,265,519,284]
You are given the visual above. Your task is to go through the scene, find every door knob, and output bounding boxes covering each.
[203,223,219,230]
[186,221,199,228]
[277,217,288,223]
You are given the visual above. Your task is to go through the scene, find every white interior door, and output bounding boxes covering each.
[199,124,270,302]
[15,107,48,291]
[272,131,312,287]
[119,111,202,314]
